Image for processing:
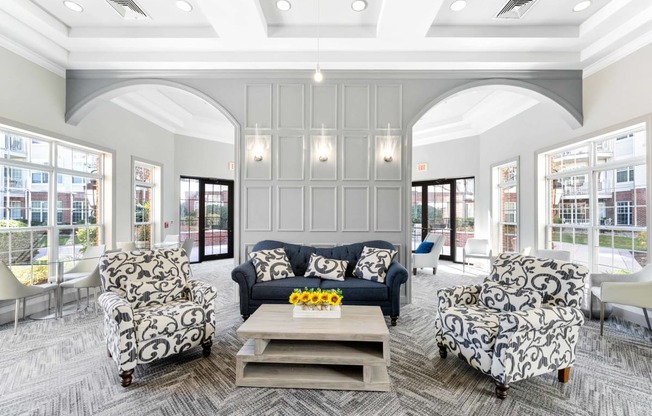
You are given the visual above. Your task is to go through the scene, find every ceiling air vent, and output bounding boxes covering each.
[496,0,540,19]
[105,0,149,20]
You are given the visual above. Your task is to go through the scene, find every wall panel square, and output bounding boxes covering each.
[342,187,369,231]
[374,135,402,181]
[277,84,305,130]
[245,135,272,180]
[310,84,338,130]
[342,135,370,180]
[375,85,402,130]
[245,84,272,129]
[245,186,272,231]
[277,186,304,231]
[342,85,369,130]
[374,187,402,232]
[310,186,337,231]
[310,135,337,180]
[277,135,305,180]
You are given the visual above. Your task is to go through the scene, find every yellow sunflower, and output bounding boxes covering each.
[310,292,321,304]
[300,291,311,304]
[319,292,330,304]
[329,293,341,306]
[289,292,301,305]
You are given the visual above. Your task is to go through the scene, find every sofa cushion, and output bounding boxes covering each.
[353,246,397,283]
[249,248,295,282]
[320,277,388,301]
[133,299,204,342]
[440,304,500,351]
[414,241,434,254]
[304,253,348,281]
[251,276,321,300]
[479,281,543,312]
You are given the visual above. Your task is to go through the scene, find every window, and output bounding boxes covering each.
[493,160,519,253]
[543,123,647,273]
[0,128,104,285]
[134,161,160,249]
[616,167,634,183]
[616,201,633,225]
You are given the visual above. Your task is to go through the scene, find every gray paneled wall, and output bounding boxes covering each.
[243,82,405,265]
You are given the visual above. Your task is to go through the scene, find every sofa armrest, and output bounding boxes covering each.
[437,284,481,310]
[97,292,138,373]
[384,261,408,317]
[231,260,257,315]
[187,280,217,341]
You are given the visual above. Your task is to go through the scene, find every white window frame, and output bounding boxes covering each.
[132,158,161,248]
[491,158,519,254]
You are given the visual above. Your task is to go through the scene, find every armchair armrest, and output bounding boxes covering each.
[492,306,584,385]
[600,281,652,307]
[590,272,647,287]
[97,292,137,373]
[437,284,482,310]
[187,279,217,341]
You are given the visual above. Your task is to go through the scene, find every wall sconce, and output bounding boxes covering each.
[317,124,329,162]
[249,123,269,162]
[383,123,396,162]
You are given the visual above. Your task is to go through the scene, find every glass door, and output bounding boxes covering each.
[412,177,475,262]
[180,177,233,262]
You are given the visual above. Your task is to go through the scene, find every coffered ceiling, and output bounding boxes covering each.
[2,0,651,145]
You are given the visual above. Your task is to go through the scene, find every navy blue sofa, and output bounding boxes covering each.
[231,240,409,326]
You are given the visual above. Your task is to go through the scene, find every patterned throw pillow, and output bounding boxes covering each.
[479,281,543,312]
[249,248,295,282]
[304,253,348,281]
[353,246,397,284]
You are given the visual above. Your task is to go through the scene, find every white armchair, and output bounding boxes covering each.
[412,233,445,275]
[463,238,492,273]
[590,264,652,336]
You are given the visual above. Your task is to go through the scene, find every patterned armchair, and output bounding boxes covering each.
[435,253,588,399]
[98,249,216,387]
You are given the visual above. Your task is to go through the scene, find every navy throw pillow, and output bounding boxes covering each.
[414,241,434,254]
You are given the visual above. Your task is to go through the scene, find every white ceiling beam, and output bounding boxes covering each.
[377,0,445,39]
[580,0,634,37]
[427,26,578,38]
[69,27,217,39]
[581,6,652,61]
[0,0,68,40]
[195,0,267,39]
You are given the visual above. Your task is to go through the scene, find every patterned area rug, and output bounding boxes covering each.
[1,260,651,416]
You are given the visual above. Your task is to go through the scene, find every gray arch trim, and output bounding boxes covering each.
[407,78,583,133]
[65,78,240,131]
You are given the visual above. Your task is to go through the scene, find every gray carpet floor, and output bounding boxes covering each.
[1,260,651,416]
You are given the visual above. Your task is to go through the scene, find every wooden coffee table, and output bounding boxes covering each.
[235,304,390,391]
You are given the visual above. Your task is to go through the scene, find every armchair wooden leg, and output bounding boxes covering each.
[558,367,570,383]
[202,339,213,357]
[412,268,416,275]
[120,369,134,387]
[433,267,437,275]
[438,344,447,358]
[242,314,250,321]
[495,383,509,400]
[600,301,605,336]
[390,316,398,326]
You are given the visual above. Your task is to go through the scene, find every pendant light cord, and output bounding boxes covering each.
[317,0,320,67]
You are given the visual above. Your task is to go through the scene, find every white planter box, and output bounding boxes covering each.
[293,305,342,319]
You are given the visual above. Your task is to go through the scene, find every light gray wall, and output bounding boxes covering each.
[412,135,480,182]
[174,134,235,180]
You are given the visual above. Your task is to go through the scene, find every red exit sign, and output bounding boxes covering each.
[416,163,428,172]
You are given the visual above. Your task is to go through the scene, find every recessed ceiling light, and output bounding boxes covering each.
[573,1,592,12]
[276,0,291,11]
[175,1,193,12]
[63,1,83,12]
[351,0,367,12]
[450,1,467,12]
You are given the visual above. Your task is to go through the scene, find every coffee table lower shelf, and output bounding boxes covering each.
[235,339,390,391]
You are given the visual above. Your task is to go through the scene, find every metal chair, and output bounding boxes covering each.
[181,238,193,258]
[462,238,492,273]
[0,261,58,334]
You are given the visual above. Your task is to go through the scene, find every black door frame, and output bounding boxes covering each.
[181,176,234,262]
[412,176,474,263]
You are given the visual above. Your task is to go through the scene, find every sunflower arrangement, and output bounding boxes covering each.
[289,287,343,309]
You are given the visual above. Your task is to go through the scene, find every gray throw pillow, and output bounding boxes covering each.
[353,246,397,284]
[304,253,348,281]
[479,281,543,312]
[249,248,295,282]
